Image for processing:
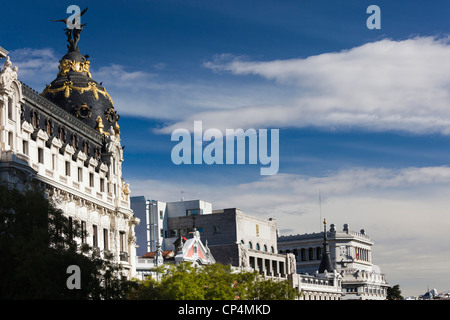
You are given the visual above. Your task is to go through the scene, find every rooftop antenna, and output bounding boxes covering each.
[319,188,322,232]
[181,190,184,201]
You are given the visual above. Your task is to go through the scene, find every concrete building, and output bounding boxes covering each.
[278,222,389,300]
[0,18,139,278]
[130,196,212,255]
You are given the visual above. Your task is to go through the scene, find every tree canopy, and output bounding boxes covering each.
[128,262,301,300]
[0,184,133,299]
[386,284,404,300]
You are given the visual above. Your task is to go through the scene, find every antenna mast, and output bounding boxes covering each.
[319,188,322,232]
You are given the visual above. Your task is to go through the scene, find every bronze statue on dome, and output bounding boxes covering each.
[52,7,88,53]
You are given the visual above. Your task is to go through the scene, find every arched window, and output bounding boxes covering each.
[72,135,77,149]
[59,127,65,142]
[263,245,267,252]
[46,120,52,136]
[271,246,274,253]
[256,243,260,250]
[32,111,38,128]
[8,98,13,120]
[248,241,253,249]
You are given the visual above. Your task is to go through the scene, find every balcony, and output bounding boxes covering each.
[119,251,128,262]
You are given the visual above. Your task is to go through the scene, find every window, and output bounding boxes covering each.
[301,249,306,261]
[22,141,28,155]
[248,241,253,249]
[72,135,77,149]
[59,128,65,142]
[8,98,13,120]
[186,209,202,216]
[65,161,70,176]
[46,120,52,136]
[52,154,56,170]
[316,247,322,260]
[38,148,44,164]
[100,178,105,192]
[256,243,260,251]
[119,231,126,252]
[159,210,163,219]
[89,173,94,188]
[309,248,314,260]
[103,228,108,250]
[81,221,87,243]
[32,111,38,128]
[77,167,83,182]
[92,225,98,248]
[8,132,13,148]
[263,245,267,252]
[83,142,88,154]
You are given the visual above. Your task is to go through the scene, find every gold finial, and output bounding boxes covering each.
[323,218,327,225]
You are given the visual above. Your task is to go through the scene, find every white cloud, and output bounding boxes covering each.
[8,48,60,89]
[161,36,450,134]
[13,37,450,137]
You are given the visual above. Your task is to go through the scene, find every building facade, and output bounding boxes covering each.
[278,223,389,300]
[0,23,139,279]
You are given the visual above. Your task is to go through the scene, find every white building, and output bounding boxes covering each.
[131,196,212,255]
[0,21,139,279]
[278,222,389,300]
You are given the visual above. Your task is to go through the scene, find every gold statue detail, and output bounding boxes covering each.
[58,59,92,78]
[42,81,113,104]
[95,116,109,135]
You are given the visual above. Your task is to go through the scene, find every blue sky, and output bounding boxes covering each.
[3,0,450,297]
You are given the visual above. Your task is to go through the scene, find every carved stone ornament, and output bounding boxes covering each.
[0,56,18,89]
[74,103,92,119]
[104,107,118,123]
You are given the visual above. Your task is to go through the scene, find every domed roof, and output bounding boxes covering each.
[42,15,120,137]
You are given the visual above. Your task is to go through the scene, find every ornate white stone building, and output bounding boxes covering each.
[0,21,139,279]
[278,222,389,300]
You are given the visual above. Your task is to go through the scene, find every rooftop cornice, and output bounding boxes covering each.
[21,81,103,144]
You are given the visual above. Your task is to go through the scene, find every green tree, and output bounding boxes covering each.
[128,262,300,300]
[0,184,134,299]
[386,284,404,300]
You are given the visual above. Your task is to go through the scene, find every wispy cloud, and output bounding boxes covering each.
[12,38,450,136]
[161,36,450,134]
[8,48,60,90]
[129,165,450,218]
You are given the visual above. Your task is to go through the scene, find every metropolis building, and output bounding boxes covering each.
[0,20,139,278]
